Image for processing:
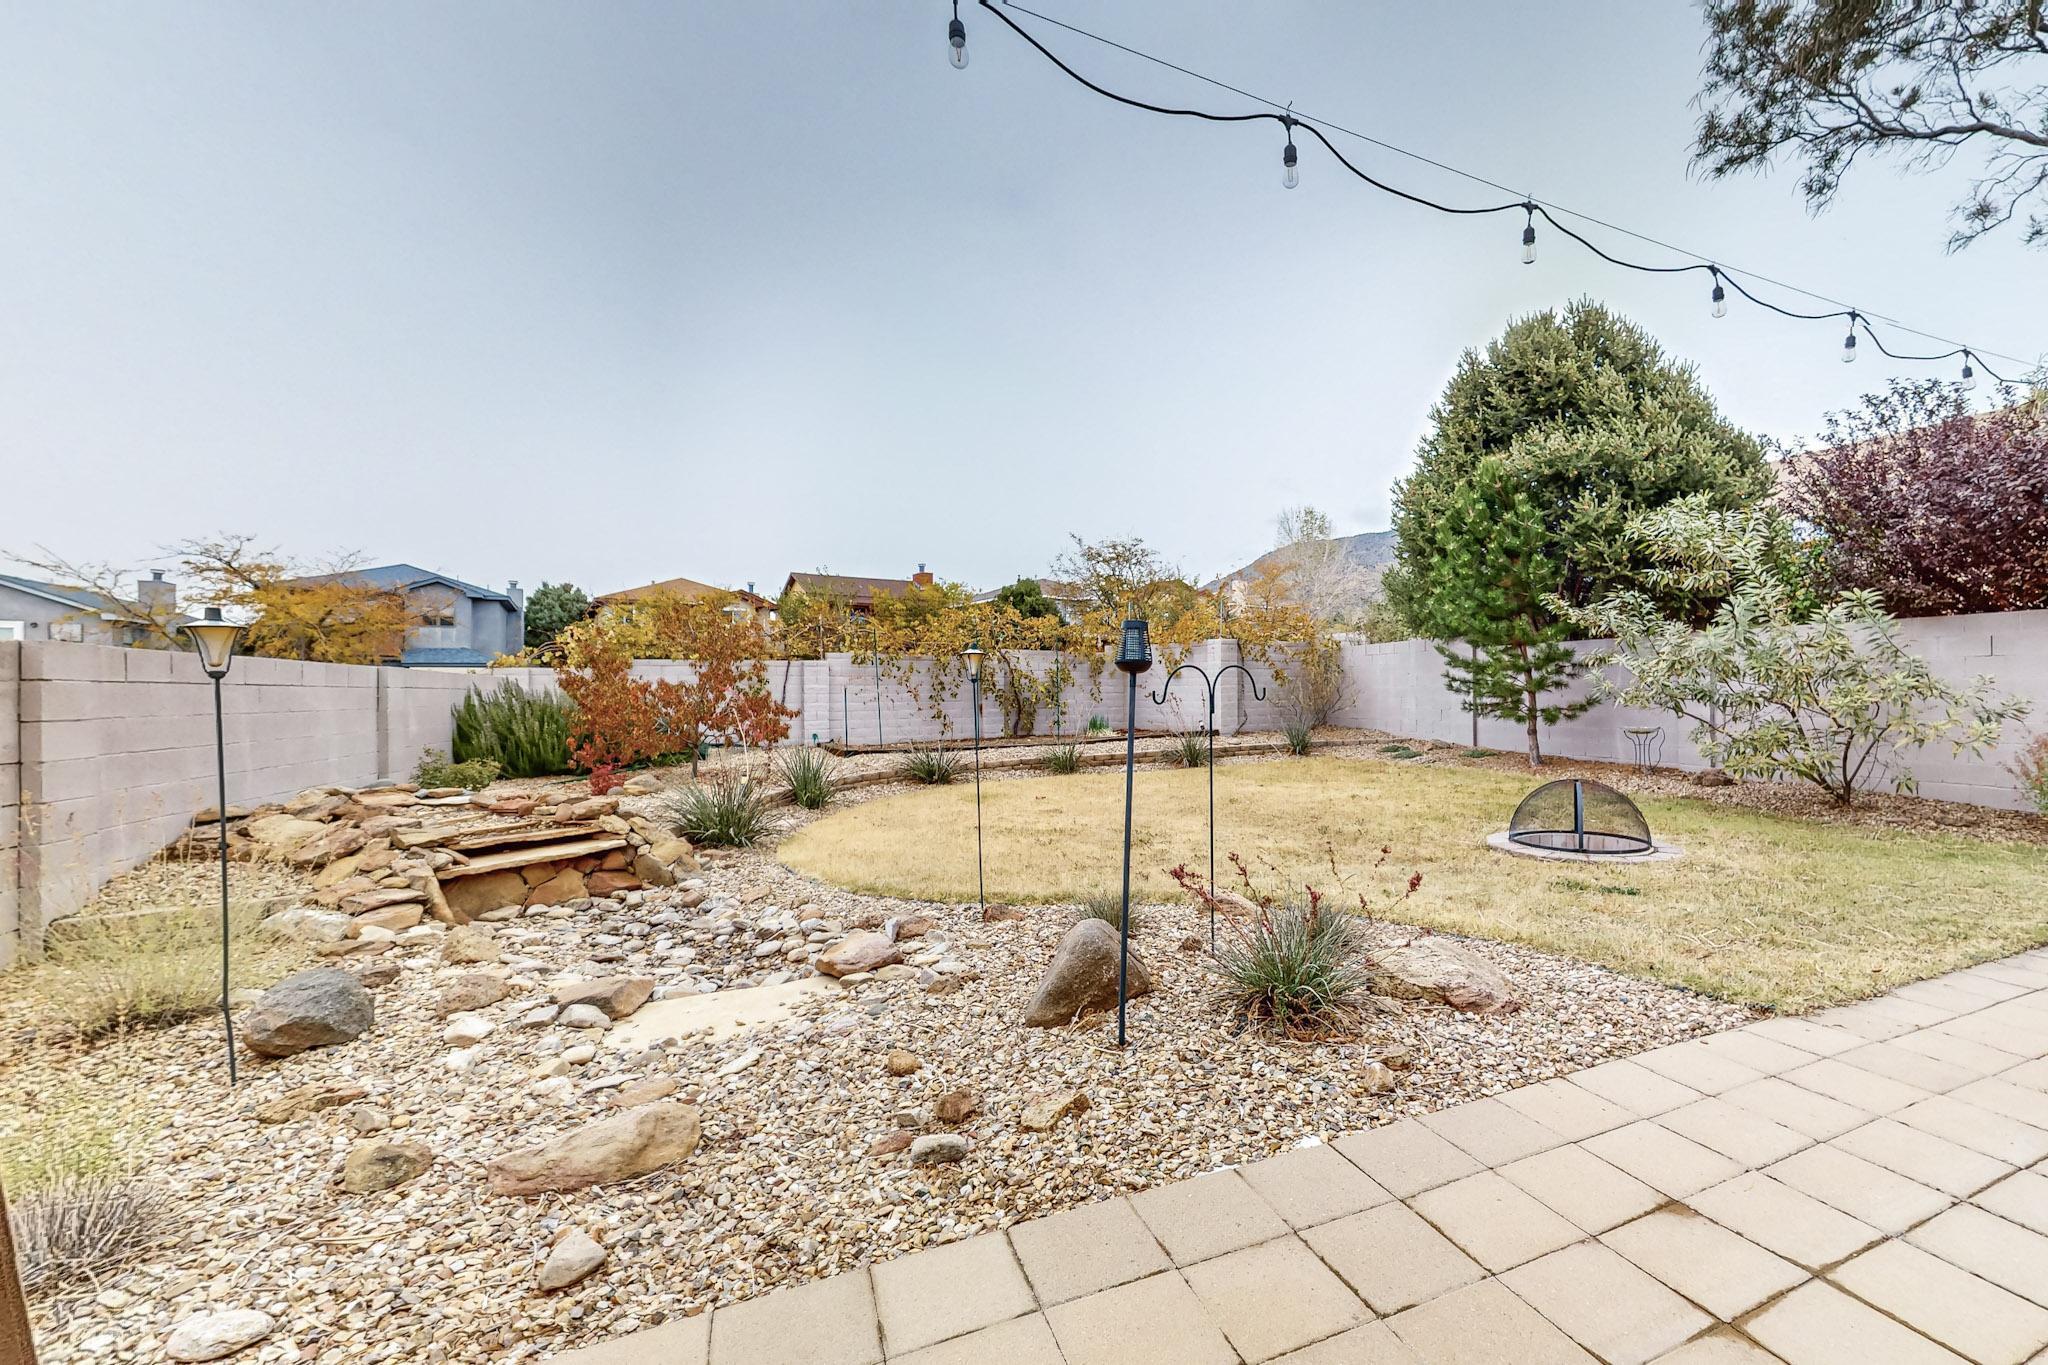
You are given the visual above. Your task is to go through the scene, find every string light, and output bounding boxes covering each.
[948,1,968,69]
[965,0,2030,386]
[1962,352,1978,390]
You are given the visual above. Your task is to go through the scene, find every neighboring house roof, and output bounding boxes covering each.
[401,646,498,667]
[781,572,921,607]
[291,563,516,604]
[601,576,772,609]
[0,573,172,622]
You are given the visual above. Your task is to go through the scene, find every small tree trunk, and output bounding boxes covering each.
[1525,701,1542,767]
[0,1176,35,1364]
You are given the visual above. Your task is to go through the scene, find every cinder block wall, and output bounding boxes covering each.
[0,643,20,967]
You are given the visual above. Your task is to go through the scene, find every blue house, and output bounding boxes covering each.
[292,564,526,667]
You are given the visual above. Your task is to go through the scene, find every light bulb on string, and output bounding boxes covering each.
[1710,269,1727,319]
[1520,204,1536,265]
[1841,314,1859,364]
[1961,352,1978,390]
[1281,117,1298,189]
[948,8,967,68]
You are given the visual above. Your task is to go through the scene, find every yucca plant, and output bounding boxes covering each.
[1282,720,1314,755]
[1075,890,1139,933]
[1211,898,1372,1037]
[665,773,775,847]
[452,683,577,778]
[776,746,839,810]
[1043,743,1081,774]
[1086,715,1110,734]
[900,746,961,785]
[1173,730,1209,768]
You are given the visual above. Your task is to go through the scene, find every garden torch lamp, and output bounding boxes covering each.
[963,644,986,913]
[1113,617,1152,1047]
[179,606,245,1086]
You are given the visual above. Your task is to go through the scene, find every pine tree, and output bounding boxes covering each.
[1418,464,1594,765]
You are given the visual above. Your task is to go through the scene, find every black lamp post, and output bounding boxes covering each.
[179,606,245,1086]
[1149,659,1267,949]
[963,643,986,913]
[1112,617,1152,1047]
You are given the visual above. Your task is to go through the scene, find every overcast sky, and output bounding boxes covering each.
[4,1,2042,601]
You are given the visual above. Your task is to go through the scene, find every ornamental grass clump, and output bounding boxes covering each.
[665,773,774,847]
[36,900,300,1042]
[2,1094,164,1298]
[1173,730,1208,768]
[1075,889,1139,933]
[775,746,839,810]
[1211,897,1373,1038]
[1043,743,1081,774]
[1282,720,1314,755]
[900,746,961,785]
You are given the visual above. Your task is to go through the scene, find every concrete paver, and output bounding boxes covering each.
[1501,1241,1712,1363]
[1238,1142,1394,1230]
[1975,1168,2048,1235]
[1830,1116,2015,1197]
[1300,1203,1485,1315]
[1332,1119,1481,1198]
[1418,1095,1568,1167]
[889,1313,1066,1365]
[1498,1076,1637,1142]
[1834,1040,1979,1093]
[1649,1329,1785,1362]
[1130,1168,1290,1266]
[1897,1094,2048,1165]
[1657,1097,1813,1168]
[870,1232,1034,1356]
[1386,1279,1594,1364]
[1583,1119,1746,1198]
[1634,1040,1768,1095]
[1745,1280,1967,1365]
[1408,1170,1583,1272]
[1686,1172,1885,1270]
[1008,1196,1172,1307]
[1268,1322,1423,1364]
[706,1271,880,1365]
[1764,1144,1953,1234]
[1780,1057,1932,1114]
[1830,1239,2048,1365]
[1907,1205,2048,1309]
[1181,1235,1370,1362]
[1044,1271,1237,1365]
[1601,1207,1808,1321]
[1719,1076,1873,1140]
[1568,1059,1704,1117]
[1498,1143,1665,1234]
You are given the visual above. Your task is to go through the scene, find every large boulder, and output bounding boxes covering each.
[486,1102,702,1195]
[816,932,903,978]
[551,976,655,1020]
[241,968,374,1057]
[1021,918,1154,1028]
[443,871,529,919]
[244,814,326,853]
[1368,937,1524,1013]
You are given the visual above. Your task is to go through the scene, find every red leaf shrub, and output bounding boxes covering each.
[1784,382,2048,616]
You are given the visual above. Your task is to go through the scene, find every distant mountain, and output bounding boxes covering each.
[1205,530,1398,592]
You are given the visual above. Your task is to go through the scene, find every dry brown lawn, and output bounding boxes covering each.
[777,756,2048,1011]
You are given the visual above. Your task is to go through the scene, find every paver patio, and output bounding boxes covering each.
[552,948,2048,1364]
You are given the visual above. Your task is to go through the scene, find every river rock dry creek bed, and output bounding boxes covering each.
[6,770,1754,1364]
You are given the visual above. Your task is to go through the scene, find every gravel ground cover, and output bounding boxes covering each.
[5,756,1753,1365]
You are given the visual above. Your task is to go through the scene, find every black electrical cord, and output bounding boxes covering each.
[974,0,2031,386]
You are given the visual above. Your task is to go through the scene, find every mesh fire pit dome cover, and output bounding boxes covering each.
[1506,778,1653,855]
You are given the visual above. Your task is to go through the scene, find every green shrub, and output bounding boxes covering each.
[1044,743,1081,774]
[412,748,500,790]
[1086,715,1110,734]
[664,773,775,847]
[452,683,577,778]
[35,901,302,1042]
[1379,743,1422,760]
[1461,748,1499,759]
[1173,731,1209,768]
[1076,890,1139,933]
[900,746,961,785]
[1,1092,163,1298]
[776,746,839,810]
[1212,899,1372,1035]
[1282,720,1314,755]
